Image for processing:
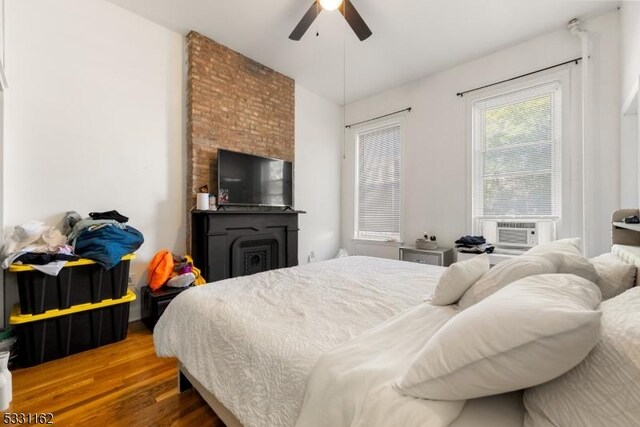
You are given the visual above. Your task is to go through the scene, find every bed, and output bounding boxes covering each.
[154,217,640,427]
[154,256,525,427]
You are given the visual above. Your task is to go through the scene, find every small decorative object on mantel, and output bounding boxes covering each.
[417,233,438,250]
[218,188,229,205]
[196,185,210,210]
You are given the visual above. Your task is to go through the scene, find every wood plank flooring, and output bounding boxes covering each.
[7,322,223,426]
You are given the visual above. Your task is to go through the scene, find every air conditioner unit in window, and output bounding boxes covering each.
[482,220,555,248]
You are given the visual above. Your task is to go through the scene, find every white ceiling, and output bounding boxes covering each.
[108,0,618,104]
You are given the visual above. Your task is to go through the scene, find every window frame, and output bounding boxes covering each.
[470,79,564,227]
[353,118,404,243]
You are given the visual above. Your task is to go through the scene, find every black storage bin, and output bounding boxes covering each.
[141,285,191,331]
[10,290,135,367]
[10,255,134,315]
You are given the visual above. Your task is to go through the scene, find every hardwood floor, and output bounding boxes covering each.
[8,322,223,426]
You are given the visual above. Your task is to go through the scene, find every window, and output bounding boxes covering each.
[472,82,562,220]
[355,123,402,241]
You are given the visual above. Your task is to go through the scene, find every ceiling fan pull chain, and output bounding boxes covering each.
[316,1,320,37]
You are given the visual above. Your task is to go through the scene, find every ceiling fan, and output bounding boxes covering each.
[289,0,373,41]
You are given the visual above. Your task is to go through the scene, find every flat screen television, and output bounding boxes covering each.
[217,149,293,207]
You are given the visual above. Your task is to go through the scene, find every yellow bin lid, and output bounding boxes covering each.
[8,254,136,273]
[10,289,137,325]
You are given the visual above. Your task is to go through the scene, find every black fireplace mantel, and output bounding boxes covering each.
[191,210,304,282]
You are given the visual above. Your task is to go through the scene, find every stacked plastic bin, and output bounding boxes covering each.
[8,255,136,367]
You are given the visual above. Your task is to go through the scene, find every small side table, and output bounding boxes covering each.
[141,285,191,331]
[399,246,453,267]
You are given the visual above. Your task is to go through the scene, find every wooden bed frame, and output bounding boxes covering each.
[178,362,243,427]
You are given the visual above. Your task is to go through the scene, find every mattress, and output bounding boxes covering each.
[154,256,444,427]
[182,361,524,427]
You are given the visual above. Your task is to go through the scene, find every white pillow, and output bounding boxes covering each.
[458,255,556,309]
[396,274,602,401]
[526,238,582,255]
[431,254,490,306]
[524,287,640,427]
[526,238,599,284]
[589,253,636,300]
[541,252,600,283]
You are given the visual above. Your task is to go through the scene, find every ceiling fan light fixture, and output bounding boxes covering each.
[319,0,343,11]
[289,0,372,41]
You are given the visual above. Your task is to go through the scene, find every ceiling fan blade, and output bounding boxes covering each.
[289,1,321,41]
[340,0,372,41]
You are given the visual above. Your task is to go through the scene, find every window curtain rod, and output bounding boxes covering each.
[456,57,583,97]
[345,107,412,129]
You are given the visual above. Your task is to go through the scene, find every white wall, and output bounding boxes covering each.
[295,84,342,263]
[620,2,640,207]
[3,0,185,321]
[0,93,3,323]
[620,113,638,207]
[0,1,5,324]
[1,0,343,323]
[342,11,620,258]
[621,1,640,101]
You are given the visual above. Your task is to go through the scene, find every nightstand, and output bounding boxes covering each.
[399,246,453,267]
[141,285,191,331]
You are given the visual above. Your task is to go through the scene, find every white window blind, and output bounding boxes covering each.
[355,123,401,241]
[472,82,562,219]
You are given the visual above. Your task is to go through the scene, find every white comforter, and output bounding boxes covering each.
[154,256,443,427]
[296,302,465,427]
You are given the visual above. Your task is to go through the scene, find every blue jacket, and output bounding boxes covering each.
[74,225,144,269]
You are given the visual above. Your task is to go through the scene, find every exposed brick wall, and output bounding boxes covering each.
[187,31,295,213]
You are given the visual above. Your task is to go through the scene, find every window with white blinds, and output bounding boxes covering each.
[472,81,562,220]
[355,123,402,241]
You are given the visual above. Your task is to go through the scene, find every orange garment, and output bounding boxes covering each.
[147,250,174,290]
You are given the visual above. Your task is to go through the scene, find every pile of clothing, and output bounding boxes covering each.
[1,222,79,275]
[147,250,205,291]
[455,235,495,254]
[65,210,143,270]
[1,210,144,276]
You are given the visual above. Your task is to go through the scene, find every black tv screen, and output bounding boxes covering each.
[217,149,293,207]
